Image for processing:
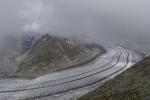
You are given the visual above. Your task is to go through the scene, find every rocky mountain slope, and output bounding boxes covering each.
[15,34,105,77]
[78,55,150,100]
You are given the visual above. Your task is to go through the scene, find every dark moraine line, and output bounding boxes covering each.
[28,52,130,100]
[0,50,117,88]
[15,51,117,87]
[0,52,122,93]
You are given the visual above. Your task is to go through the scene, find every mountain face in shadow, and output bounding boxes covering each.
[15,34,105,77]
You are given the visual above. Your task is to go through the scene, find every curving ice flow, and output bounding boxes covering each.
[0,47,142,100]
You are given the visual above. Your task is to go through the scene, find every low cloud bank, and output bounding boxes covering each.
[0,0,150,49]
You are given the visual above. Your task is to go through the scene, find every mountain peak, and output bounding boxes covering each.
[16,34,105,77]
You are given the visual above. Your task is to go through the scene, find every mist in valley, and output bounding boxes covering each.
[0,0,150,75]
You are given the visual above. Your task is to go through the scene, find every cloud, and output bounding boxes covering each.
[20,0,45,32]
[0,0,150,49]
[1,0,150,75]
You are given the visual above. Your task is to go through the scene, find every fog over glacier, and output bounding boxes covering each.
[0,0,150,50]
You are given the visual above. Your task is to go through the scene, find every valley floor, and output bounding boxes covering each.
[0,47,141,100]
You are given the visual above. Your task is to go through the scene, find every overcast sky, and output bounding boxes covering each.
[0,0,150,48]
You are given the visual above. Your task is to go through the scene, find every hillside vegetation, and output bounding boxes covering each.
[79,55,150,100]
[16,34,105,77]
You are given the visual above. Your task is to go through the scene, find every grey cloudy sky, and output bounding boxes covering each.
[0,0,150,48]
